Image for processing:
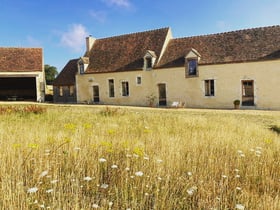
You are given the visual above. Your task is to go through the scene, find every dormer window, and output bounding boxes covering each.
[187,59,198,76]
[185,48,201,78]
[143,50,157,70]
[79,61,84,74]
[146,57,152,69]
[78,57,89,75]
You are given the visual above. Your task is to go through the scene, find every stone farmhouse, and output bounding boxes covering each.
[0,47,45,102]
[54,26,280,109]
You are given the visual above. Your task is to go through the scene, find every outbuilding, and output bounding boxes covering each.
[0,47,45,101]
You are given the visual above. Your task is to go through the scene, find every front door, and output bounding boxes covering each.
[158,83,167,106]
[93,85,100,103]
[242,80,254,106]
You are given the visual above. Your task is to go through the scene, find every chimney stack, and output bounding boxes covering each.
[86,35,96,52]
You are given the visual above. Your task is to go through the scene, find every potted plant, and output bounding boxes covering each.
[233,99,240,109]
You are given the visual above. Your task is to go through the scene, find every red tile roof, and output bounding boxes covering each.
[84,27,170,73]
[157,25,280,68]
[53,59,78,86]
[0,47,43,72]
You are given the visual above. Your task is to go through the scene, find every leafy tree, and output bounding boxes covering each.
[44,64,58,85]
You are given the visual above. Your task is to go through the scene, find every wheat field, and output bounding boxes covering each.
[0,104,279,209]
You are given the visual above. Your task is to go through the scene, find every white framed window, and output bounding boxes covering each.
[136,76,142,85]
[204,80,215,96]
[121,81,129,96]
[186,59,198,77]
[108,79,115,97]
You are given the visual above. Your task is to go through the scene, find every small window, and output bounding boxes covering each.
[59,87,63,96]
[79,62,84,74]
[122,81,129,96]
[186,59,198,77]
[146,57,152,69]
[69,86,74,96]
[108,79,115,97]
[136,76,142,85]
[205,80,215,96]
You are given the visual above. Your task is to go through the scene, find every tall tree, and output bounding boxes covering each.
[44,64,58,85]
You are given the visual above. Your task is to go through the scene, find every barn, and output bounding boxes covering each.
[0,47,45,101]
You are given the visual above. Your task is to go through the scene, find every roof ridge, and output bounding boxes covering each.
[96,27,170,41]
[0,47,42,50]
[173,25,280,40]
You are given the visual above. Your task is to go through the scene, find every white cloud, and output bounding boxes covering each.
[89,10,107,22]
[102,0,131,8]
[60,24,88,52]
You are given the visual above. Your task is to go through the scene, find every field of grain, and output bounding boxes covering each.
[0,104,279,209]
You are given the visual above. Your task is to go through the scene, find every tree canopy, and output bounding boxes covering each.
[44,64,58,85]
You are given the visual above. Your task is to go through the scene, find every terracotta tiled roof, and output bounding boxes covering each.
[157,25,280,68]
[53,59,78,86]
[0,47,43,72]
[85,27,170,73]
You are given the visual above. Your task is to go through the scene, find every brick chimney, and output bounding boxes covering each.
[86,35,96,52]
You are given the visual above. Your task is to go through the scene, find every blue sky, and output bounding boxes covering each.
[1,0,280,72]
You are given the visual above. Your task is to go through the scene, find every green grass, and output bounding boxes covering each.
[0,104,280,209]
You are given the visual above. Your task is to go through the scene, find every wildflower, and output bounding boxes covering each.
[107,129,116,135]
[46,189,53,193]
[187,186,197,196]
[100,183,109,189]
[145,193,149,196]
[27,187,38,193]
[64,123,76,131]
[236,174,241,178]
[135,171,144,177]
[50,179,59,184]
[255,150,262,157]
[157,159,163,163]
[235,204,245,210]
[187,171,192,176]
[28,143,39,149]
[92,204,99,208]
[39,170,48,178]
[12,143,21,149]
[109,201,113,207]
[84,176,92,181]
[222,175,227,179]
[264,139,272,144]
[111,164,118,169]
[125,167,130,171]
[236,187,242,191]
[99,158,107,163]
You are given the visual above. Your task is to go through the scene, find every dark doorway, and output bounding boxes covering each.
[242,80,254,106]
[158,83,167,106]
[93,85,100,103]
[0,77,36,101]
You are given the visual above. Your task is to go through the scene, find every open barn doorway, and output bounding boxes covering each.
[0,77,37,101]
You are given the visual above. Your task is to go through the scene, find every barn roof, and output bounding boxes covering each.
[84,27,170,73]
[0,47,43,72]
[156,25,280,68]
